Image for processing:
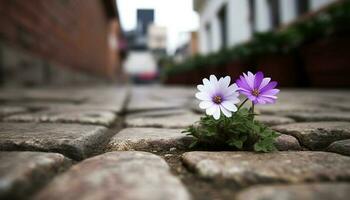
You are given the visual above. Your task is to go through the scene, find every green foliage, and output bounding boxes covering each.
[182,108,279,152]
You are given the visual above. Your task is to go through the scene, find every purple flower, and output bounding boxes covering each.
[196,75,240,120]
[236,71,279,104]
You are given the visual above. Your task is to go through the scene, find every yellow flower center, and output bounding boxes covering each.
[213,96,222,104]
[252,89,260,97]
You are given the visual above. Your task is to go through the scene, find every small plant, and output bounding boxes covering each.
[183,72,280,152]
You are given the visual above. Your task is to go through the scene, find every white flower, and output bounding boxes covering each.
[195,75,240,120]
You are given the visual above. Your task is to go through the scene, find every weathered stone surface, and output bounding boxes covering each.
[236,183,350,200]
[256,103,332,115]
[0,106,27,118]
[287,112,350,122]
[34,151,190,200]
[255,115,295,126]
[125,112,200,128]
[0,151,71,200]
[0,122,108,160]
[327,139,350,156]
[273,122,350,150]
[106,128,192,151]
[127,109,190,118]
[182,151,350,185]
[5,107,117,126]
[81,87,129,113]
[274,134,302,151]
[127,87,193,112]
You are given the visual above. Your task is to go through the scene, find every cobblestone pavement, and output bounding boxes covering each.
[1,85,350,200]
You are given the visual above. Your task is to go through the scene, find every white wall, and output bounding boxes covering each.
[310,0,336,10]
[227,0,251,46]
[280,0,297,24]
[255,0,271,32]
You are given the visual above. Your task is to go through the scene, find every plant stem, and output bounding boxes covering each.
[251,102,255,120]
[237,98,248,110]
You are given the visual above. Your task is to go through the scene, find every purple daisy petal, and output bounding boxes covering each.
[261,88,279,96]
[260,81,278,93]
[254,71,264,89]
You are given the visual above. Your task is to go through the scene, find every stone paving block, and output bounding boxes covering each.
[256,103,333,115]
[126,109,191,118]
[0,88,86,103]
[274,134,302,151]
[106,128,192,151]
[327,139,350,156]
[0,122,108,160]
[0,151,72,200]
[255,115,295,126]
[34,151,191,200]
[127,87,193,112]
[286,112,350,122]
[235,183,350,200]
[125,112,201,129]
[0,106,27,118]
[273,122,350,150]
[182,151,350,185]
[4,107,117,126]
[81,87,129,113]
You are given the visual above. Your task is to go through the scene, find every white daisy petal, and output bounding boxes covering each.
[206,104,218,115]
[210,75,218,84]
[199,101,214,109]
[195,92,211,101]
[213,105,221,120]
[220,105,232,117]
[221,101,238,112]
[197,84,204,91]
[203,78,210,86]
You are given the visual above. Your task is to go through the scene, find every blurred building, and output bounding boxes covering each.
[126,9,155,50]
[147,25,167,58]
[0,0,126,87]
[194,0,337,54]
[174,31,199,63]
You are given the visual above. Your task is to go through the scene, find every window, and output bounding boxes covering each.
[248,0,256,33]
[296,0,310,16]
[267,0,281,29]
[218,5,227,48]
[205,23,212,52]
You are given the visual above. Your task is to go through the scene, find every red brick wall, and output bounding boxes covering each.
[0,0,119,78]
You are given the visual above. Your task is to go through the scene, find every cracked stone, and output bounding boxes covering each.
[182,151,350,185]
[125,112,200,128]
[327,139,350,156]
[236,183,350,200]
[34,151,190,200]
[0,122,108,160]
[273,122,350,150]
[4,107,117,126]
[0,151,71,200]
[106,128,192,151]
[274,134,302,151]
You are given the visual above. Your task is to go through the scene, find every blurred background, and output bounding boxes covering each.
[0,0,349,88]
